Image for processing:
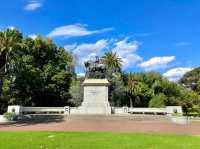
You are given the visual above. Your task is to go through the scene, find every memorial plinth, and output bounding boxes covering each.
[79,79,111,115]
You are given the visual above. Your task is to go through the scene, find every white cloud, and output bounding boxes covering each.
[175,42,191,46]
[65,38,143,73]
[64,44,77,51]
[138,56,175,71]
[0,25,16,31]
[65,39,109,68]
[47,24,113,38]
[28,34,37,39]
[163,67,193,81]
[112,38,142,67]
[24,1,42,11]
[8,26,15,30]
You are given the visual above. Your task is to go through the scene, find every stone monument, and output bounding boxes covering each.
[80,79,111,114]
[79,57,111,115]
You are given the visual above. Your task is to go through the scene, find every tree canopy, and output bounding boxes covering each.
[0,29,23,96]
[0,30,74,113]
[179,67,200,91]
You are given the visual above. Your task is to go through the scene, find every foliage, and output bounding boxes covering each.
[3,112,17,121]
[101,52,126,106]
[69,78,83,106]
[0,29,23,96]
[197,80,200,94]
[0,31,74,109]
[152,79,181,105]
[124,72,200,113]
[0,79,11,113]
[179,89,200,114]
[3,112,16,117]
[102,51,122,73]
[108,73,126,106]
[125,73,155,107]
[179,67,200,91]
[149,94,166,108]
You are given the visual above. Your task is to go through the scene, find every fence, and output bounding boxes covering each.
[114,106,182,115]
[7,105,182,115]
[7,106,70,115]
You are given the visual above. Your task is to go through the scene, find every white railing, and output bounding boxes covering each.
[23,107,65,114]
[129,108,166,114]
[114,106,182,115]
[7,105,182,115]
[7,106,70,115]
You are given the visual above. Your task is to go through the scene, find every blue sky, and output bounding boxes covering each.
[1,0,200,81]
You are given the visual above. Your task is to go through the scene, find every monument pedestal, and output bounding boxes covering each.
[79,79,111,115]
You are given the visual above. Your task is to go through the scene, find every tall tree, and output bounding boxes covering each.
[102,51,122,74]
[101,52,126,106]
[69,78,83,107]
[125,73,152,107]
[179,67,200,91]
[6,36,74,107]
[0,29,22,96]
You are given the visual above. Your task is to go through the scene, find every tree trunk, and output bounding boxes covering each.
[0,77,3,96]
[129,96,133,108]
[0,52,7,97]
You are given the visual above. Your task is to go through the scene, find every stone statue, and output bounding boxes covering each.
[84,56,106,78]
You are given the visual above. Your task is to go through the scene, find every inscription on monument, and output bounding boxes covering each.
[88,88,98,95]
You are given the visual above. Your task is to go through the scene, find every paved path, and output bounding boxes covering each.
[0,115,200,135]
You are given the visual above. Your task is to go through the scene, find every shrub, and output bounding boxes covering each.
[3,112,17,121]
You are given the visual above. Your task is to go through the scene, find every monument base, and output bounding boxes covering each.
[79,79,111,115]
[80,102,111,115]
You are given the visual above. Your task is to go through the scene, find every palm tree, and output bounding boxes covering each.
[102,51,122,73]
[125,73,143,107]
[0,29,22,96]
[125,73,137,107]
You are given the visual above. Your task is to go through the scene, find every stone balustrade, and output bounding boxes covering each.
[7,105,182,116]
[7,105,70,115]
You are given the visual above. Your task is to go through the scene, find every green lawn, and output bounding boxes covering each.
[0,132,199,149]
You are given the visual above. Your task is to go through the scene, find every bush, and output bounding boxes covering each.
[185,106,200,117]
[3,112,17,121]
[149,94,166,108]
[185,112,200,117]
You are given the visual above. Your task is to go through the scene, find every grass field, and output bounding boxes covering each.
[0,132,200,149]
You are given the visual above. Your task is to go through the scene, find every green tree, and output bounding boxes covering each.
[179,67,200,91]
[149,93,166,108]
[152,79,182,105]
[0,79,11,113]
[101,52,125,106]
[69,78,83,106]
[197,80,200,94]
[109,73,126,106]
[102,51,122,74]
[125,73,153,107]
[0,29,22,96]
[6,36,74,107]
